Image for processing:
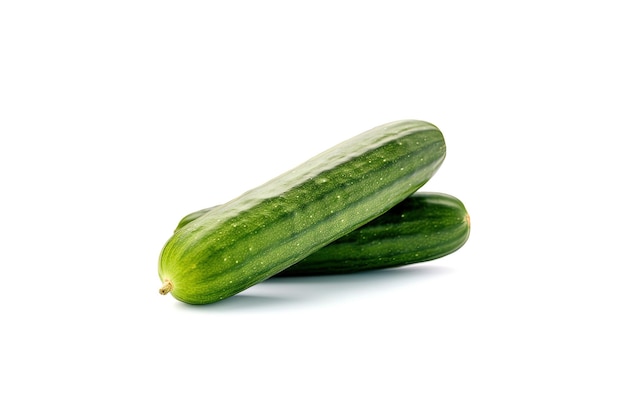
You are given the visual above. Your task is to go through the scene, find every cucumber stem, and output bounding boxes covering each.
[159,280,172,295]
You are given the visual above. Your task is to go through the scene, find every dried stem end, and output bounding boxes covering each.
[159,280,173,295]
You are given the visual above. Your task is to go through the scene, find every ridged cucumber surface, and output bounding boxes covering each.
[158,120,446,304]
[175,193,470,275]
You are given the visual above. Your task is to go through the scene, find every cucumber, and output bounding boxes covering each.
[175,193,470,276]
[159,120,446,304]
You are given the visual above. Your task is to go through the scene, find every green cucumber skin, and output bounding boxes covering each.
[277,192,470,275]
[159,120,446,304]
[175,193,470,276]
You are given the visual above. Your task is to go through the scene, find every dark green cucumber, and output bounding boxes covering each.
[175,193,470,276]
[158,120,446,304]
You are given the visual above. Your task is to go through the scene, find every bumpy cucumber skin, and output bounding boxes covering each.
[159,120,446,304]
[277,192,470,275]
[175,193,469,275]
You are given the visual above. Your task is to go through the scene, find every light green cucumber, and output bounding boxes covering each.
[158,120,446,304]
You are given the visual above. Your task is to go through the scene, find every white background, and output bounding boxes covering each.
[1,1,625,416]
